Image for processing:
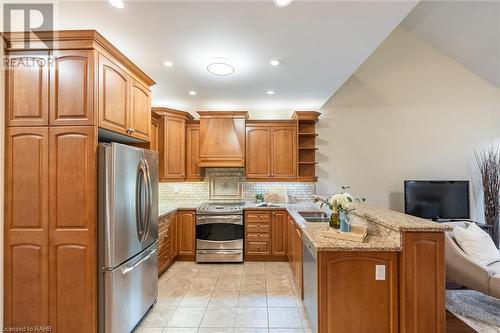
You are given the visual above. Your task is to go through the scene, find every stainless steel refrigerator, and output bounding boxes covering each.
[98,143,159,333]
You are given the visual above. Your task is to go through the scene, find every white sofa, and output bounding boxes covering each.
[444,221,500,299]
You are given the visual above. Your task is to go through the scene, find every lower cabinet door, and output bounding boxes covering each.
[318,251,399,333]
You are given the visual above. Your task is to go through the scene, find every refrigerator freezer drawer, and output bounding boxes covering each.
[103,243,158,333]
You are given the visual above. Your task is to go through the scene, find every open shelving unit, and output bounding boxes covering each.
[293,111,321,182]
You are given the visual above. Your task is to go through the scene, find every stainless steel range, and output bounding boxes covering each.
[196,202,245,263]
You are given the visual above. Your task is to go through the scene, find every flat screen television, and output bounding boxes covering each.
[404,180,470,220]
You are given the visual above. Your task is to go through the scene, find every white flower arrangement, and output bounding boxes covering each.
[315,187,365,214]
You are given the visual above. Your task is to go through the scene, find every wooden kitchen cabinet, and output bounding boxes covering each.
[198,111,248,167]
[98,53,153,141]
[245,211,272,258]
[185,122,202,180]
[4,127,50,327]
[98,53,130,135]
[158,212,178,275]
[163,115,185,180]
[318,251,399,333]
[50,50,96,126]
[3,30,155,333]
[150,112,162,152]
[246,121,297,180]
[129,79,152,141]
[48,126,96,333]
[246,126,271,178]
[272,211,288,257]
[399,232,445,333]
[177,210,196,259]
[271,127,297,179]
[153,108,194,181]
[6,52,49,126]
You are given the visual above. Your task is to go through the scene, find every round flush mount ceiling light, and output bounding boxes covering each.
[270,59,280,66]
[109,0,124,8]
[207,58,235,76]
[189,91,197,96]
[266,90,275,95]
[273,0,293,8]
[163,61,173,67]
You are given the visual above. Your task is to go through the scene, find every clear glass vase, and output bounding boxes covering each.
[339,210,351,232]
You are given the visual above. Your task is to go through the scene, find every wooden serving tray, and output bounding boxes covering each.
[320,225,368,242]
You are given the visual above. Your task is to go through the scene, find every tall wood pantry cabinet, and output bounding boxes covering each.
[3,30,155,333]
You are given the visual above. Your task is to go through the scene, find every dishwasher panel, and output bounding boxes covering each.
[303,237,318,333]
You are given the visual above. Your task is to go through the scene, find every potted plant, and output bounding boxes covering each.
[255,193,264,203]
[315,189,365,231]
[475,146,500,247]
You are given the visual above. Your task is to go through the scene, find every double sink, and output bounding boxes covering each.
[298,211,329,223]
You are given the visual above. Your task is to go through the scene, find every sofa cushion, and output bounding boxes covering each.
[454,223,500,266]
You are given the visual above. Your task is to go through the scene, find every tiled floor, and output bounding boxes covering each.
[136,261,312,333]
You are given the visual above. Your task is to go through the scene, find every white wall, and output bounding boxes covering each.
[317,27,500,222]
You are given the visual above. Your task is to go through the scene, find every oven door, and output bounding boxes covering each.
[196,215,244,250]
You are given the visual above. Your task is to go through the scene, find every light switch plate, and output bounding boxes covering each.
[375,265,386,280]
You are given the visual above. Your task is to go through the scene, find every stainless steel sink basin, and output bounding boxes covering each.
[298,211,329,223]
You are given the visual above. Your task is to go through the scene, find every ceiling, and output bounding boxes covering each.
[55,0,417,113]
[402,0,500,89]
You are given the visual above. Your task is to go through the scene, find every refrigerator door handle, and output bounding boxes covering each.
[121,248,157,275]
[142,158,152,242]
[135,160,148,242]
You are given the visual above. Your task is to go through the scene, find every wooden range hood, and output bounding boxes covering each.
[197,111,248,167]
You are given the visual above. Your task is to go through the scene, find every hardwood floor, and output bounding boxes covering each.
[446,311,476,333]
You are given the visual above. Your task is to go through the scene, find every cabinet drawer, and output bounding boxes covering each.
[159,228,169,247]
[247,241,270,254]
[158,246,170,268]
[247,232,270,241]
[159,214,172,233]
[245,212,271,223]
[246,222,270,233]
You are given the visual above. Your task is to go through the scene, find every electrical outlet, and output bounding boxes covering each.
[375,265,386,280]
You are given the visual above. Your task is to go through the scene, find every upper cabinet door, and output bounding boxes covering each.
[150,113,161,152]
[6,52,49,126]
[129,79,151,141]
[271,127,297,179]
[50,50,95,126]
[246,126,271,179]
[185,124,201,180]
[162,116,186,180]
[98,54,129,135]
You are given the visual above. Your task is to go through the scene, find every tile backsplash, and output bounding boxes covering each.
[159,167,316,203]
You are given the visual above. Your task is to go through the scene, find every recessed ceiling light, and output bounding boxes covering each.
[266,90,275,95]
[273,0,293,8]
[189,91,197,96]
[270,59,280,66]
[163,61,173,67]
[207,58,235,76]
[109,0,124,8]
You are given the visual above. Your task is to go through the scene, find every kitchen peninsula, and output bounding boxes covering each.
[157,200,449,333]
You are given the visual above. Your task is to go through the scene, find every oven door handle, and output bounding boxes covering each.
[196,215,243,220]
[197,239,242,244]
[197,250,242,255]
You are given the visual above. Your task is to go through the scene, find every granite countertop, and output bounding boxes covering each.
[157,200,449,253]
[352,204,452,232]
[158,201,202,217]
